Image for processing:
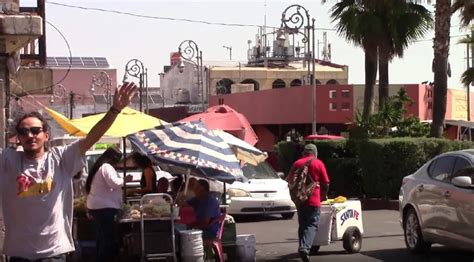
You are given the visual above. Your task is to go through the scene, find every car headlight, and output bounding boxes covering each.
[227,188,250,197]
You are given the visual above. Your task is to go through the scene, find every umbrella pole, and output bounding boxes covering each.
[223,183,227,205]
[122,137,127,203]
[184,169,191,195]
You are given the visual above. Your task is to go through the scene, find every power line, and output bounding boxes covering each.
[46,1,336,31]
[414,34,466,42]
[19,20,73,94]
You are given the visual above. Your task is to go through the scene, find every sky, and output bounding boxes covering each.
[22,0,470,88]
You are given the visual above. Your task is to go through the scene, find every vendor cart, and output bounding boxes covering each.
[119,193,177,262]
[312,200,364,254]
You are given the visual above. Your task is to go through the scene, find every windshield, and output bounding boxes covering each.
[242,162,280,180]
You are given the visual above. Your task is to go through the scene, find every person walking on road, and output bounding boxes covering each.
[0,82,137,261]
[287,144,330,262]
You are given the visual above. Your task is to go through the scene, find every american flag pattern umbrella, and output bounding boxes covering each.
[127,121,243,183]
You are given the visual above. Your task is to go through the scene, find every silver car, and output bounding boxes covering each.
[399,150,474,253]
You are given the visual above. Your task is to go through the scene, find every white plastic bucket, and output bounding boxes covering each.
[235,234,256,261]
[180,229,204,262]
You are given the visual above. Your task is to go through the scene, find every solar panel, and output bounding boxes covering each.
[46,57,110,68]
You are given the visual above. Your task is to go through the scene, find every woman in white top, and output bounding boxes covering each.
[86,147,128,262]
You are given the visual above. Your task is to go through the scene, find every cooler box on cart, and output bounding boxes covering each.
[313,200,364,253]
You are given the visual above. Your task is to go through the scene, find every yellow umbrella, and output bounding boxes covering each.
[44,106,166,137]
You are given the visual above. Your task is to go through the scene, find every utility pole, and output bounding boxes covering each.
[467,34,471,121]
[69,92,74,119]
[470,28,474,122]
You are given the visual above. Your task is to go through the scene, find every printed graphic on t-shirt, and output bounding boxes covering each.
[16,174,55,197]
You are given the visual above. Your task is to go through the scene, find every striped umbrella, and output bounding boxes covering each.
[127,121,243,183]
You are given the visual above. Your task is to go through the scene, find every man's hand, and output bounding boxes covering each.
[79,82,138,154]
[112,82,138,112]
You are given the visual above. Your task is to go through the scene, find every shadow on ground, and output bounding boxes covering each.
[233,214,289,223]
[361,247,474,262]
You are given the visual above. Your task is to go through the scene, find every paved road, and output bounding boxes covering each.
[235,210,474,262]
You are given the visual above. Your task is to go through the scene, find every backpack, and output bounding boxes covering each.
[288,158,317,208]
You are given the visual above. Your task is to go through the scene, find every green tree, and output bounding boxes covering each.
[452,0,474,27]
[376,0,432,108]
[459,35,474,87]
[327,0,382,119]
[353,89,430,138]
[326,0,432,118]
[453,2,474,89]
[431,0,452,137]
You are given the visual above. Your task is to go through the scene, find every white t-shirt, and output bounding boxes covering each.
[86,163,123,210]
[0,141,85,260]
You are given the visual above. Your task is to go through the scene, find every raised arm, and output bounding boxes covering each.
[79,82,138,154]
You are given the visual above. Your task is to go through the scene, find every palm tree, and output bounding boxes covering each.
[454,1,474,115]
[326,0,432,118]
[377,0,433,108]
[327,0,384,119]
[452,0,474,27]
[431,0,452,137]
[458,36,474,87]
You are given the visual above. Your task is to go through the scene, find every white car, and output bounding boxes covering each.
[226,162,297,219]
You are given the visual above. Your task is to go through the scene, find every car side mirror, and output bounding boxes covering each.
[452,176,473,188]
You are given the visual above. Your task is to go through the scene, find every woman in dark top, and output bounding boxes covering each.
[126,152,157,196]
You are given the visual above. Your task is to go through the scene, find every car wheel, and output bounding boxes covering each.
[281,212,295,219]
[403,208,431,253]
[309,245,320,255]
[342,227,362,253]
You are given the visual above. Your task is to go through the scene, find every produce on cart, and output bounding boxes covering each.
[122,201,172,220]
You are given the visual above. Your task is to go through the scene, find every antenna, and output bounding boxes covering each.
[323,32,328,61]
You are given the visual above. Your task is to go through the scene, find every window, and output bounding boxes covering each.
[326,79,339,85]
[329,103,337,111]
[428,156,456,182]
[216,78,234,94]
[342,90,350,98]
[452,157,472,178]
[290,79,302,87]
[272,79,286,89]
[329,90,337,99]
[342,102,350,111]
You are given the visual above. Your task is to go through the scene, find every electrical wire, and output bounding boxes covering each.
[18,20,73,94]
[46,1,336,31]
[413,34,466,43]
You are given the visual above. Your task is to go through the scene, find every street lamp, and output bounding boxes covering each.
[281,4,317,134]
[123,59,148,113]
[223,45,232,60]
[90,71,112,112]
[50,84,68,117]
[178,40,205,112]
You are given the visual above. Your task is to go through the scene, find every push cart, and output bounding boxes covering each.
[120,193,178,262]
[312,200,364,254]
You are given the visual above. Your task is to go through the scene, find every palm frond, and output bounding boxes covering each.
[461,67,474,87]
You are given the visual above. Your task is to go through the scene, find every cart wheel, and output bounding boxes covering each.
[310,245,320,255]
[342,227,362,253]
